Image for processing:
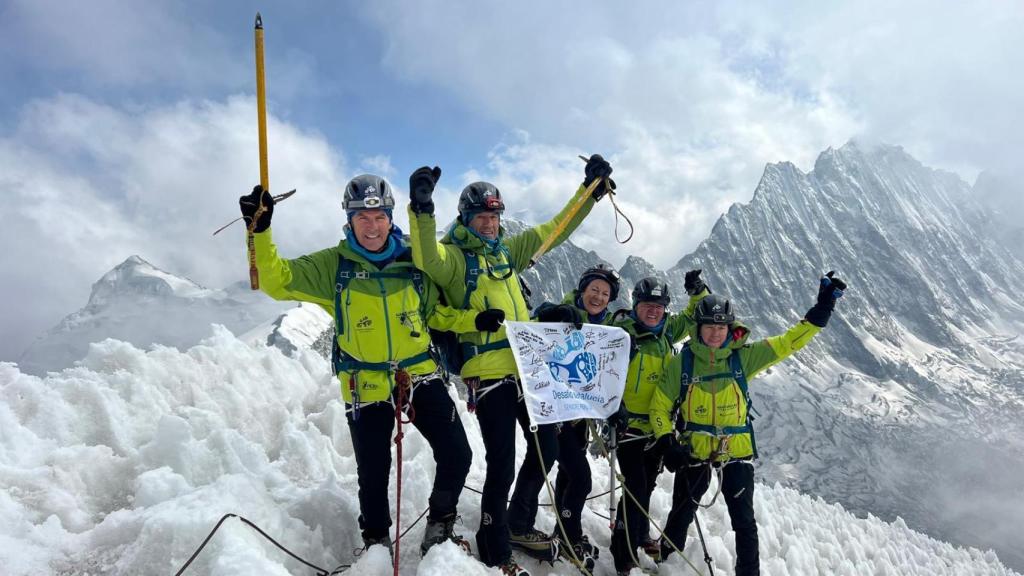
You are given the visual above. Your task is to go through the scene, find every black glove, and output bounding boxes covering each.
[606,402,630,435]
[475,308,506,332]
[536,303,582,330]
[654,434,690,472]
[583,154,616,201]
[805,271,847,328]
[239,185,274,233]
[409,166,441,215]
[684,269,708,296]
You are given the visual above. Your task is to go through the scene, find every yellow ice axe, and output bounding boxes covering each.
[247,12,270,290]
[529,155,606,265]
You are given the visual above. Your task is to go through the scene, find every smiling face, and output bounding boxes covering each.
[350,209,392,252]
[699,323,729,348]
[581,279,612,316]
[635,301,666,328]
[468,211,500,240]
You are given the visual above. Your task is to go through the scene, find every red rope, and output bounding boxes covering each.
[392,370,413,576]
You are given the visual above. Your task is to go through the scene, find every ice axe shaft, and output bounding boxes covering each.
[529,155,605,265]
[248,12,270,290]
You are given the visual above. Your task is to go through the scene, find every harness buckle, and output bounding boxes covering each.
[354,271,369,279]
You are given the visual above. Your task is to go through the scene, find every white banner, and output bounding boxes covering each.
[505,321,630,426]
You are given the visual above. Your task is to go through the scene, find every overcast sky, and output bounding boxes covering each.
[2,0,1022,361]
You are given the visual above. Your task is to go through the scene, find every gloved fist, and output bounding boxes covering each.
[583,154,616,201]
[475,308,506,332]
[409,166,441,215]
[684,269,708,296]
[536,303,583,330]
[606,402,630,435]
[239,185,274,233]
[805,271,847,328]
[654,434,690,472]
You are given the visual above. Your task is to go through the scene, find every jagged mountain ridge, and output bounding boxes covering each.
[668,141,1024,568]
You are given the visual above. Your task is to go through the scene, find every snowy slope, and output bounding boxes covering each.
[1,333,1017,576]
[16,256,295,375]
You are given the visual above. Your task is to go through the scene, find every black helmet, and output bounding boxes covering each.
[343,174,395,213]
[694,294,735,325]
[578,264,621,301]
[632,277,670,307]
[458,182,505,223]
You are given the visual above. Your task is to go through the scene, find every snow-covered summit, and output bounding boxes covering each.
[87,255,215,306]
[17,257,294,376]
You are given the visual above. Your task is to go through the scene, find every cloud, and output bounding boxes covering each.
[0,93,352,361]
[1,0,242,90]
[355,0,1024,266]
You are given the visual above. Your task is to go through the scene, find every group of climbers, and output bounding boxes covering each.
[239,155,847,576]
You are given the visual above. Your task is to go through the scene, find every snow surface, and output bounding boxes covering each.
[1,328,1017,575]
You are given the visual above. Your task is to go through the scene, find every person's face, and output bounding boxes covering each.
[581,279,612,316]
[635,301,666,328]
[350,209,391,252]
[700,324,729,348]
[469,211,501,240]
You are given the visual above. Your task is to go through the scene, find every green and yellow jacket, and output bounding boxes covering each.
[252,229,477,403]
[614,290,706,435]
[649,319,821,462]
[408,184,596,381]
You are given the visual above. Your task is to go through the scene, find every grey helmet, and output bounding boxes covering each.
[343,174,395,213]
[458,181,505,223]
[632,277,670,307]
[694,294,735,325]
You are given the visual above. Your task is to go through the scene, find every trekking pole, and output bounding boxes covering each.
[248,12,270,290]
[692,511,715,575]
[608,440,618,532]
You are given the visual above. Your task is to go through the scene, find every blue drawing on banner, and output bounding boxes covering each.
[548,351,598,386]
[551,331,585,362]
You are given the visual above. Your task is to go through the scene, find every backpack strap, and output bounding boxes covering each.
[462,250,481,309]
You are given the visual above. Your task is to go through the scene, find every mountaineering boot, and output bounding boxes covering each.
[363,535,394,559]
[556,534,598,573]
[641,536,661,563]
[510,528,560,562]
[657,537,676,564]
[498,556,531,576]
[420,514,472,555]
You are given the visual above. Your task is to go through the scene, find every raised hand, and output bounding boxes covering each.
[409,166,441,215]
[239,185,274,233]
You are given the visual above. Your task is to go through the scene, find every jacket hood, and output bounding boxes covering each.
[441,221,508,256]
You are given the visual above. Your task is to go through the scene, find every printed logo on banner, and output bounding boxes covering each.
[547,331,598,388]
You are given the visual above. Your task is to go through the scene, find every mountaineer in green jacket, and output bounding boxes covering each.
[238,175,504,559]
[529,264,625,572]
[608,272,708,573]
[647,272,847,576]
[405,157,613,575]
